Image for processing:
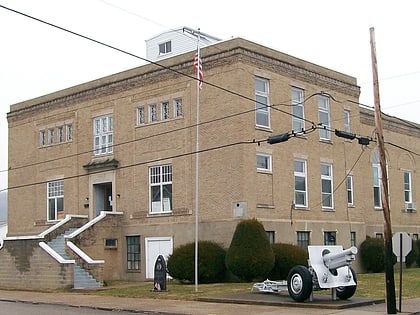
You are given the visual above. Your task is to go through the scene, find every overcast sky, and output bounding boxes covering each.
[1,0,420,191]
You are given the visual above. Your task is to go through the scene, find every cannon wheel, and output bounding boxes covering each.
[336,267,357,300]
[287,265,313,302]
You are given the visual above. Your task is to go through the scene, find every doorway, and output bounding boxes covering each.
[94,182,113,216]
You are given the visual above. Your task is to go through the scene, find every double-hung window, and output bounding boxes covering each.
[150,165,172,213]
[318,95,331,140]
[66,124,73,142]
[372,150,382,208]
[292,87,305,133]
[57,126,64,143]
[161,101,170,120]
[294,159,307,208]
[404,171,413,203]
[47,179,64,221]
[321,163,333,209]
[346,175,354,206]
[94,115,113,155]
[126,236,140,270]
[149,104,157,123]
[39,130,46,146]
[324,231,336,245]
[137,106,145,125]
[174,98,183,118]
[255,77,270,128]
[297,231,310,250]
[48,128,54,145]
[257,153,272,172]
[344,110,351,133]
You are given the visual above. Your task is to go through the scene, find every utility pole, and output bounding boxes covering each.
[369,27,396,314]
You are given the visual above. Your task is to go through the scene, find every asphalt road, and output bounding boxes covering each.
[0,300,171,315]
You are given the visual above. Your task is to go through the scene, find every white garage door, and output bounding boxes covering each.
[145,237,173,279]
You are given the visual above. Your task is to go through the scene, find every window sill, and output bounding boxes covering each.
[148,211,173,217]
[319,139,333,144]
[257,169,272,174]
[255,126,272,132]
[293,206,309,211]
[322,208,335,212]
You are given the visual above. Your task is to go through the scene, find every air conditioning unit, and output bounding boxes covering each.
[405,202,417,212]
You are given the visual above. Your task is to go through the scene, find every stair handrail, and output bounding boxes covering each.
[64,211,123,239]
[39,241,75,264]
[66,241,104,264]
[38,214,88,238]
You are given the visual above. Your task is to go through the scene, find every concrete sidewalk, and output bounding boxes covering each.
[0,289,419,315]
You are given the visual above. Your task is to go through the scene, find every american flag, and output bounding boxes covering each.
[193,50,203,89]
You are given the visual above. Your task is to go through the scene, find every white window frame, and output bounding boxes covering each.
[174,98,183,118]
[57,126,64,143]
[404,170,413,203]
[137,106,145,125]
[66,124,73,142]
[346,175,354,206]
[321,163,334,209]
[318,95,331,140]
[344,110,351,133]
[161,101,170,120]
[93,115,113,155]
[48,128,54,145]
[255,77,270,128]
[149,164,173,214]
[158,41,171,55]
[294,159,307,208]
[47,179,64,221]
[149,104,157,123]
[372,150,382,208]
[292,87,305,133]
[39,130,46,147]
[256,153,272,172]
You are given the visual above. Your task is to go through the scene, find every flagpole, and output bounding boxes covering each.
[194,28,201,293]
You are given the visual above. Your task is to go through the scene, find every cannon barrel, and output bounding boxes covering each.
[323,246,357,270]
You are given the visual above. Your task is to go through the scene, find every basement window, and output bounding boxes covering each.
[105,238,118,249]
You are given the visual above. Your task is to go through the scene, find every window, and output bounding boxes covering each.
[48,128,54,145]
[57,126,64,143]
[159,41,171,55]
[149,104,157,123]
[66,124,73,142]
[412,233,419,241]
[372,150,382,208]
[318,95,331,140]
[324,231,336,245]
[127,236,140,270]
[350,231,356,247]
[161,101,170,120]
[292,87,305,133]
[375,233,383,239]
[39,130,46,146]
[150,164,172,213]
[255,77,270,128]
[94,115,113,155]
[257,153,272,172]
[105,239,118,249]
[174,98,183,118]
[47,179,64,221]
[344,110,351,133]
[321,163,333,209]
[266,231,275,244]
[346,175,354,206]
[294,159,307,207]
[297,231,310,250]
[137,106,145,125]
[404,171,413,203]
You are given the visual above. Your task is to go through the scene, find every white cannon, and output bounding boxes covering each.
[287,245,358,302]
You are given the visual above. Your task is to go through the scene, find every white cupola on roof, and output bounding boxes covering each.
[145,27,221,62]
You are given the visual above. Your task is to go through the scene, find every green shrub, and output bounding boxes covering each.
[167,241,227,283]
[360,237,385,273]
[225,218,274,282]
[415,239,420,268]
[406,239,419,268]
[268,243,308,280]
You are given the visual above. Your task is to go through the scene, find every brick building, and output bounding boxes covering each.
[3,35,420,289]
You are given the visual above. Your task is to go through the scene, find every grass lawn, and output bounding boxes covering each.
[91,268,420,300]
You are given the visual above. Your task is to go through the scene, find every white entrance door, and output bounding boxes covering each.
[145,237,173,279]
